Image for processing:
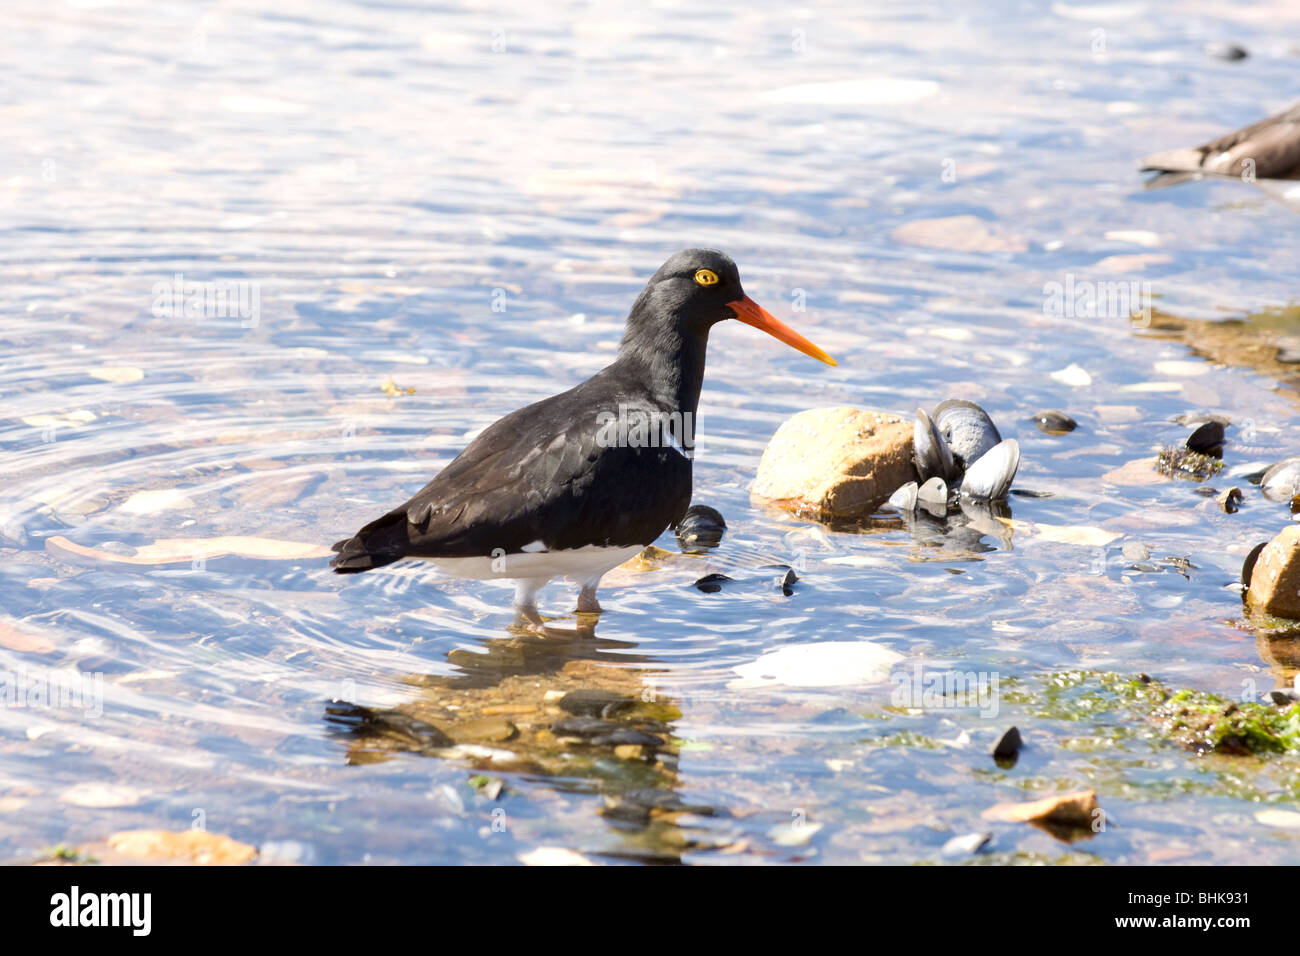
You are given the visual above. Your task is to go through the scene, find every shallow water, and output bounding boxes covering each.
[4,0,1300,864]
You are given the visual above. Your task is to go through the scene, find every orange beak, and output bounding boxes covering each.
[726,295,837,366]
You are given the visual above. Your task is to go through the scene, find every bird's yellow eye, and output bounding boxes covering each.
[694,269,719,286]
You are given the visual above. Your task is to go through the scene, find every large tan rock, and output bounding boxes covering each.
[1248,526,1300,619]
[750,407,917,519]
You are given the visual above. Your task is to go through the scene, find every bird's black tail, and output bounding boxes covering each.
[329,508,412,574]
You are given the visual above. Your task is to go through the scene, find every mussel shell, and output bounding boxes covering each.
[1033,409,1077,436]
[1261,458,1300,502]
[913,408,956,482]
[917,475,949,516]
[1242,540,1268,592]
[934,399,1001,469]
[1186,421,1225,458]
[675,504,726,552]
[888,481,919,512]
[959,439,1020,500]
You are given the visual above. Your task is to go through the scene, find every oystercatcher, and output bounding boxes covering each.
[330,249,836,623]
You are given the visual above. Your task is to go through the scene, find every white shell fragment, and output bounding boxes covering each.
[888,481,919,511]
[917,476,950,515]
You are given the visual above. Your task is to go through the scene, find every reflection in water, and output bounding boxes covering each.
[884,496,1015,558]
[325,617,734,864]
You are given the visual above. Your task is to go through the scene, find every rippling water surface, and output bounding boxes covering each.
[4,0,1300,864]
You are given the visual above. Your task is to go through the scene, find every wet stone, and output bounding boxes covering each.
[1247,527,1300,619]
[449,716,517,744]
[675,504,726,552]
[1121,542,1151,562]
[558,688,635,719]
[1204,41,1248,60]
[751,406,917,518]
[694,573,731,594]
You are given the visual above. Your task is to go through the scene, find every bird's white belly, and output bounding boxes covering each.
[422,544,644,582]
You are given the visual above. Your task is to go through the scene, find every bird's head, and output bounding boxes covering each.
[629,248,837,366]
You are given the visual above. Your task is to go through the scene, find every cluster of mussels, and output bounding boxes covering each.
[888,400,1021,514]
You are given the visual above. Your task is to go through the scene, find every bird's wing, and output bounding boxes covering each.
[330,380,693,570]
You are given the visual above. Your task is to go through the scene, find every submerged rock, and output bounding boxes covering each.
[982,790,1100,837]
[751,407,917,519]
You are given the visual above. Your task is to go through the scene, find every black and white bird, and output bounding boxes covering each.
[330,249,836,623]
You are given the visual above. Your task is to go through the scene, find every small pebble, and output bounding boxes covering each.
[694,572,731,594]
[1121,541,1151,562]
[942,832,993,857]
[1204,41,1248,61]
[675,504,727,552]
[1033,409,1077,435]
